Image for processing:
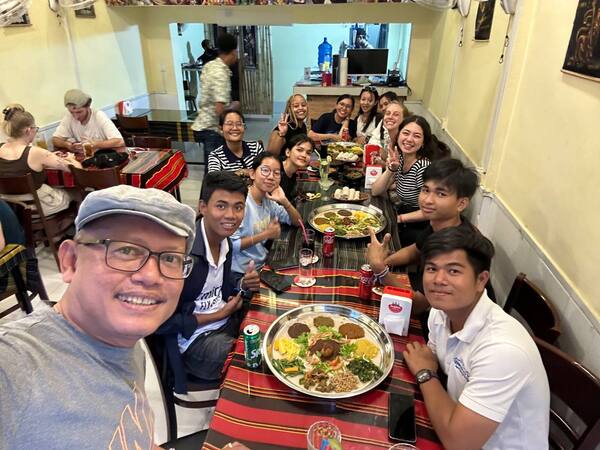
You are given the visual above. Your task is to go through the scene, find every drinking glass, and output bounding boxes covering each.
[388,444,419,450]
[307,421,342,450]
[301,229,318,263]
[295,248,316,288]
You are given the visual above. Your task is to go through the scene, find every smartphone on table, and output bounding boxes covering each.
[388,392,417,444]
[259,270,293,294]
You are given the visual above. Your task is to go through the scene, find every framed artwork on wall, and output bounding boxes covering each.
[75,5,96,18]
[242,26,257,69]
[474,0,496,41]
[562,0,600,82]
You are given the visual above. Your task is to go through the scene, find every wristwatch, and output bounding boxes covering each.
[415,369,438,385]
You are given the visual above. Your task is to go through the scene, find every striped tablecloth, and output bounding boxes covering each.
[45,149,187,193]
[202,268,442,450]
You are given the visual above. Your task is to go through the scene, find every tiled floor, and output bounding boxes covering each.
[0,115,279,443]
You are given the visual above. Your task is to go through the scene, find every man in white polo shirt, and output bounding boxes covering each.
[403,226,550,450]
[52,89,124,153]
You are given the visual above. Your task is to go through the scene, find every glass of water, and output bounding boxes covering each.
[295,248,316,288]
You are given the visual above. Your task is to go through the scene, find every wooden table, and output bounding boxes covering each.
[202,180,441,450]
[45,149,188,194]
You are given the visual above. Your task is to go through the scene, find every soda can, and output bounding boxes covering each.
[358,264,374,300]
[243,324,262,369]
[322,227,335,258]
[341,127,350,142]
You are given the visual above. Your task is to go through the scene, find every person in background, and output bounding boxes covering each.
[198,39,218,66]
[354,87,381,145]
[208,109,263,176]
[404,227,549,449]
[191,32,239,169]
[368,100,408,162]
[0,185,198,448]
[231,152,302,280]
[377,90,398,114]
[354,28,374,49]
[0,104,80,216]
[371,115,436,246]
[156,172,259,393]
[52,89,125,153]
[267,94,310,156]
[279,134,314,199]
[309,94,357,143]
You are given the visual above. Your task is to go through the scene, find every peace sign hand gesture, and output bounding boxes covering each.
[277,113,289,136]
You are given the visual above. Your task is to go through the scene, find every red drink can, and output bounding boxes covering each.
[341,127,350,142]
[359,264,374,300]
[322,227,335,258]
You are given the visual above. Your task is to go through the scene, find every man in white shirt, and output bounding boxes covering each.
[52,89,124,153]
[403,226,550,450]
[191,33,239,172]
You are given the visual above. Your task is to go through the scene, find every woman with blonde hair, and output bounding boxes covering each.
[0,104,81,215]
[267,94,310,156]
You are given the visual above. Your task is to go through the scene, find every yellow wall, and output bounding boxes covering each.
[0,1,147,126]
[487,0,600,317]
[128,4,440,103]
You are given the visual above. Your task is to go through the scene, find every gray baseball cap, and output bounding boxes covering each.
[64,89,92,108]
[75,185,196,253]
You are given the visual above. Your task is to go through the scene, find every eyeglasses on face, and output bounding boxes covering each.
[223,121,245,129]
[258,165,282,178]
[338,102,353,110]
[76,239,194,279]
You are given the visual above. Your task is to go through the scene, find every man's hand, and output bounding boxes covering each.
[403,341,438,376]
[221,443,251,450]
[366,227,391,274]
[264,217,281,240]
[221,292,243,317]
[241,260,260,292]
[71,141,84,153]
[265,186,287,205]
[277,113,289,136]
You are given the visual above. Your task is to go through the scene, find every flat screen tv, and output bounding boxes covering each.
[347,49,389,76]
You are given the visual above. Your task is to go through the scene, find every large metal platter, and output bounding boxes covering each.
[308,203,387,239]
[262,304,394,399]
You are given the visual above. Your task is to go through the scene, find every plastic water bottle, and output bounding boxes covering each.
[318,37,333,71]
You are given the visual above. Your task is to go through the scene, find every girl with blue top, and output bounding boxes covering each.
[231,152,302,278]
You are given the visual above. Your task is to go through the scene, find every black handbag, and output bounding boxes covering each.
[82,149,129,169]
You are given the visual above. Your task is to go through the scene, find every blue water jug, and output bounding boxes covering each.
[318,37,333,69]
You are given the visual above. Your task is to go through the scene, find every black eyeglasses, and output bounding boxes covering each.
[77,239,194,279]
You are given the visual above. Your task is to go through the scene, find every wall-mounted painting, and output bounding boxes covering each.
[8,13,31,27]
[242,26,257,68]
[75,5,96,18]
[474,0,496,41]
[562,0,600,81]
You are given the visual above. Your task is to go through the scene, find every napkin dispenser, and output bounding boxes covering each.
[378,286,413,336]
[115,100,133,116]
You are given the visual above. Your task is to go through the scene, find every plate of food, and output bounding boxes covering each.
[333,186,368,203]
[327,142,363,160]
[262,304,394,399]
[308,203,386,238]
[343,169,364,182]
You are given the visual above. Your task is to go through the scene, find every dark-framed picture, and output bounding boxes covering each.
[474,0,496,41]
[75,5,96,18]
[562,0,600,82]
[8,13,31,27]
[242,26,257,69]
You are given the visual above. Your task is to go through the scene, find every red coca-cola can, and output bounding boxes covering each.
[359,264,374,300]
[322,227,335,258]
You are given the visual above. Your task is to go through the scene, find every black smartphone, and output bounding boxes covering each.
[388,392,417,443]
[260,270,293,294]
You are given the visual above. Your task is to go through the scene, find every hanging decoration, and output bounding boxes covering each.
[562,0,600,81]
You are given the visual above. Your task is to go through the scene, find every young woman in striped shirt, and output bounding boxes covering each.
[208,109,263,176]
[371,115,437,246]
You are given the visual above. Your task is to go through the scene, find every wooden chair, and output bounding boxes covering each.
[132,135,172,149]
[116,114,150,146]
[69,165,122,199]
[145,334,222,442]
[0,174,76,269]
[503,273,561,344]
[534,337,600,449]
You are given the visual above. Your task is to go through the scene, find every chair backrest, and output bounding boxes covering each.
[534,337,600,449]
[504,272,561,344]
[70,165,122,195]
[132,135,172,149]
[116,114,149,133]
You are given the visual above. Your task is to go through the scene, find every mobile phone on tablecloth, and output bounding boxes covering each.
[388,392,417,443]
[259,270,293,294]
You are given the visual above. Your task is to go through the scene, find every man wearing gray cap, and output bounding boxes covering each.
[52,88,125,153]
[0,185,196,448]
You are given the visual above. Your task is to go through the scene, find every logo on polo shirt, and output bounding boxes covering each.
[453,356,470,381]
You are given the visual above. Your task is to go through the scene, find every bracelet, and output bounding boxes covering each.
[374,265,390,283]
[387,164,398,173]
[249,235,254,246]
